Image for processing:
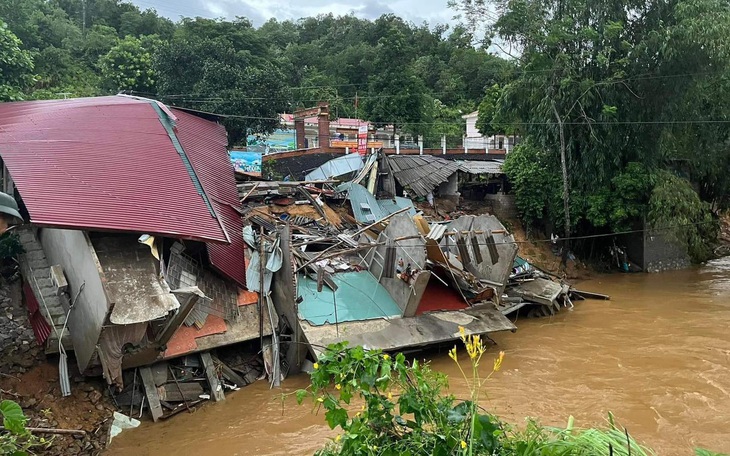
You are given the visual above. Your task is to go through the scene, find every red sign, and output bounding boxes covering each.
[357,125,368,156]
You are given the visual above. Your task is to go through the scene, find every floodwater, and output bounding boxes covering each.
[107,259,730,455]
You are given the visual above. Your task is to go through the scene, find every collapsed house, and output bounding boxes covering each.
[0,96,274,418]
[238,150,601,370]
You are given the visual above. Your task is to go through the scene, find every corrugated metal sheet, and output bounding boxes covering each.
[305,154,363,181]
[456,160,504,174]
[343,183,416,224]
[23,282,52,344]
[297,271,402,325]
[386,155,459,197]
[172,109,247,286]
[0,96,228,243]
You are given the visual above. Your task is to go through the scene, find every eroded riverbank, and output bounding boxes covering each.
[107,260,730,455]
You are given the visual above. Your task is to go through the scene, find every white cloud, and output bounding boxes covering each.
[130,0,455,25]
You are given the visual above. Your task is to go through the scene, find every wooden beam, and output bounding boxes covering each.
[154,289,200,349]
[139,366,163,422]
[200,352,225,402]
[211,354,248,388]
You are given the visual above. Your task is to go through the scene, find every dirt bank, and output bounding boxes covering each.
[0,280,113,455]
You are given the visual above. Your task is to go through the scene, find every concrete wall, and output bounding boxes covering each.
[438,173,459,196]
[644,230,691,273]
[39,228,109,372]
[483,194,517,219]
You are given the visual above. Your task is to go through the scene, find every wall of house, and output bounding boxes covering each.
[438,173,459,196]
[39,228,109,372]
[465,115,479,138]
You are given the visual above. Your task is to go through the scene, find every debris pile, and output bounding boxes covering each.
[236,149,605,371]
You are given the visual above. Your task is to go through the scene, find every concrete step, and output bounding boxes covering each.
[46,332,73,354]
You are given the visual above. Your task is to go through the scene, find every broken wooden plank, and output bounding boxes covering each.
[571,289,611,300]
[154,288,201,349]
[158,382,204,402]
[212,355,248,388]
[200,352,225,402]
[139,366,163,422]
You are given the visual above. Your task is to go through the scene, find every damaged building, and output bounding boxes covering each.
[0,96,274,417]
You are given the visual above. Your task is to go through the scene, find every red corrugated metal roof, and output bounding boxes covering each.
[172,109,247,286]
[0,96,228,244]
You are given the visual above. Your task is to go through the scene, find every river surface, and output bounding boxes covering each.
[107,260,730,455]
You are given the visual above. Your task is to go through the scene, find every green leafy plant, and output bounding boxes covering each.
[0,399,50,455]
[0,233,24,260]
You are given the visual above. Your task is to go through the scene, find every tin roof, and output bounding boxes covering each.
[456,160,504,174]
[305,153,363,181]
[386,155,460,197]
[341,182,416,224]
[0,96,229,244]
[172,108,246,286]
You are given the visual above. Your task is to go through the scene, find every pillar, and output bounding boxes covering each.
[395,135,400,154]
[418,135,423,155]
[317,102,330,149]
[441,135,446,155]
[295,119,306,150]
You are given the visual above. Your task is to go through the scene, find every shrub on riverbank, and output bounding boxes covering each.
[296,331,723,455]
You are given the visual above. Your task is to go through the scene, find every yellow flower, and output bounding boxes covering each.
[335,434,342,443]
[493,351,505,372]
[448,347,458,362]
[356,412,361,417]
[335,383,342,390]
[317,397,324,403]
[361,405,366,411]
[458,326,466,342]
[313,362,319,370]
[387,392,393,400]
[383,354,390,361]
[460,440,467,449]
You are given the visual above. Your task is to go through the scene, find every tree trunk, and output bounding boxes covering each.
[552,103,571,268]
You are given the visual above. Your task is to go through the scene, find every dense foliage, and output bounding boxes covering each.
[454,0,728,260]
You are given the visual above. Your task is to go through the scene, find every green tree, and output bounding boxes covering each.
[0,21,35,101]
[362,28,429,135]
[154,30,289,145]
[100,35,160,93]
[453,0,730,262]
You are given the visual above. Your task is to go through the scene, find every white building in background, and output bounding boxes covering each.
[461,111,517,153]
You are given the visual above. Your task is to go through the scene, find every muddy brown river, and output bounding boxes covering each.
[107,260,730,455]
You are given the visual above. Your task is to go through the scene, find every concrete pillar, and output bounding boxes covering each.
[463,135,468,154]
[441,135,446,155]
[345,147,350,154]
[395,135,400,154]
[418,135,423,155]
[295,119,306,150]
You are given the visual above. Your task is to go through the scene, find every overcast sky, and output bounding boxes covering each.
[129,0,458,27]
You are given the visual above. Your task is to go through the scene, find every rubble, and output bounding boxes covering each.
[237,149,606,371]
